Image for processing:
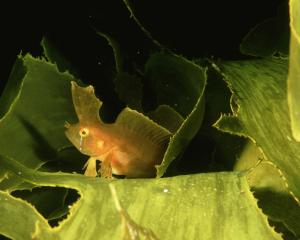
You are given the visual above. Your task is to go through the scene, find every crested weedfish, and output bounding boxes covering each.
[65,81,171,178]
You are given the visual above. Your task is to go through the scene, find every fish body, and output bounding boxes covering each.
[65,82,171,178]
[65,122,167,177]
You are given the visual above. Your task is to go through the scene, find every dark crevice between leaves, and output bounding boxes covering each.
[171,63,247,175]
[40,147,87,174]
[253,188,300,239]
[11,186,80,227]
[170,133,216,175]
[141,72,158,112]
[239,2,290,57]
[269,221,298,240]
[268,219,299,240]
[200,66,247,171]
[0,234,12,240]
[41,36,124,125]
[43,35,125,125]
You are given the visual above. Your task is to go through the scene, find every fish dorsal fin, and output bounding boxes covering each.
[147,105,184,133]
[115,107,171,146]
[71,81,103,124]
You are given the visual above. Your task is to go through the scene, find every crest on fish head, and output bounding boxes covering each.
[65,81,109,156]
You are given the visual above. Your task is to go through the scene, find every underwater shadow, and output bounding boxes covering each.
[18,115,86,173]
[253,187,300,239]
[18,116,57,162]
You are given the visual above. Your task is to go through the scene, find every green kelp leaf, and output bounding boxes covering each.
[11,187,69,222]
[288,0,300,141]
[254,189,300,239]
[0,156,282,240]
[213,58,300,212]
[236,141,286,191]
[145,53,206,177]
[0,190,55,240]
[236,141,300,238]
[0,56,26,119]
[240,4,289,57]
[0,54,77,190]
[199,67,247,172]
[109,184,159,240]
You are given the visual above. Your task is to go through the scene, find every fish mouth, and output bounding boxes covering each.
[64,129,74,145]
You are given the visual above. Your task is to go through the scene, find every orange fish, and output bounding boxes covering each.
[65,81,171,178]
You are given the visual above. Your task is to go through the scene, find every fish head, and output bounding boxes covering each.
[65,121,110,157]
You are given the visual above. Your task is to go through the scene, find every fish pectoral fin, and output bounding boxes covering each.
[83,157,98,177]
[99,160,112,178]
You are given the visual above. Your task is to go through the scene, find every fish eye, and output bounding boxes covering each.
[79,128,89,137]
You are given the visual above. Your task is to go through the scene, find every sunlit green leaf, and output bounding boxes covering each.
[0,190,55,240]
[213,57,300,237]
[287,0,300,141]
[0,57,26,119]
[236,141,300,237]
[0,156,282,240]
[0,54,77,191]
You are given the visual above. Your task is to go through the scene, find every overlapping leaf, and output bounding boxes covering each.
[145,53,206,177]
[240,4,289,57]
[0,54,77,191]
[287,0,300,141]
[213,57,300,237]
[236,141,300,237]
[0,154,282,240]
